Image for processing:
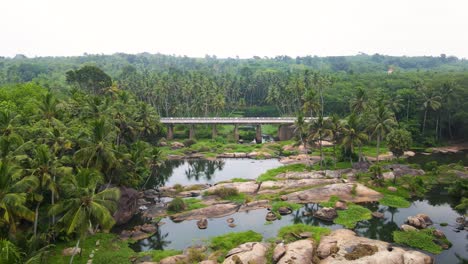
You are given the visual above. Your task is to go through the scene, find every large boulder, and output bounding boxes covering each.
[318,229,433,263]
[276,239,314,264]
[113,187,139,225]
[314,207,338,221]
[159,255,187,264]
[406,214,433,229]
[223,242,268,264]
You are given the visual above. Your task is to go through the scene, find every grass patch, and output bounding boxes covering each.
[257,164,309,182]
[231,178,250,182]
[379,195,411,208]
[46,233,135,264]
[271,201,302,213]
[167,197,186,213]
[277,224,331,243]
[139,249,182,262]
[393,228,451,254]
[334,204,372,229]
[206,187,248,203]
[210,231,263,259]
[319,195,339,208]
[184,198,207,211]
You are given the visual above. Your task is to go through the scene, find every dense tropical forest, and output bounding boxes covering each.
[0,53,467,263]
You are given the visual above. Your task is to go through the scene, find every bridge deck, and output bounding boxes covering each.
[160,117,309,124]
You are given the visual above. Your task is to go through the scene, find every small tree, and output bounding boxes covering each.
[387,129,412,159]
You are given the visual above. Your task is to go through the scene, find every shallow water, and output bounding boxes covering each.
[132,186,467,263]
[147,158,283,187]
[408,149,468,166]
[135,157,467,263]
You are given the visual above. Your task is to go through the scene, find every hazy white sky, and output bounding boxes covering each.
[1,0,468,58]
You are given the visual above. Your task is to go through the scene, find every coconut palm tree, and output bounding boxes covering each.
[328,114,344,168]
[49,168,120,263]
[308,115,332,169]
[350,87,368,114]
[0,161,38,234]
[421,89,441,135]
[74,119,118,183]
[342,114,368,163]
[368,102,396,163]
[293,114,310,156]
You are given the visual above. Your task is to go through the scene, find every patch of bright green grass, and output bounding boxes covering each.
[47,233,135,264]
[379,195,411,208]
[393,228,451,254]
[319,195,339,208]
[231,178,250,182]
[184,198,208,211]
[257,164,309,182]
[271,201,302,213]
[277,224,331,243]
[210,231,263,256]
[334,204,372,229]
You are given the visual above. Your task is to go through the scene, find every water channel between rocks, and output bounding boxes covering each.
[133,157,467,263]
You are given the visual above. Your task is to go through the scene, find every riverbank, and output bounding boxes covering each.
[47,154,467,263]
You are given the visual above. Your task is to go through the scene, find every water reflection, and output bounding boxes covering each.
[133,186,466,263]
[145,158,283,187]
[185,159,225,181]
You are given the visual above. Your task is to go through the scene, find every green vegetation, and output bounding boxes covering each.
[319,195,339,207]
[205,187,248,203]
[210,231,263,258]
[257,164,309,182]
[393,228,452,254]
[184,198,207,211]
[277,224,330,243]
[47,233,135,264]
[167,197,186,213]
[271,201,302,214]
[334,204,372,229]
[379,195,411,208]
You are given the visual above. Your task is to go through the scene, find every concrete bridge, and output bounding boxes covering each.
[160,117,313,143]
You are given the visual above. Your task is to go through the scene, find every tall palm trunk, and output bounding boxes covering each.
[406,98,410,122]
[435,115,439,141]
[422,108,428,134]
[33,202,41,237]
[69,239,80,264]
[376,133,381,163]
[319,133,323,170]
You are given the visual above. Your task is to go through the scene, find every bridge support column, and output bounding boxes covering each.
[189,124,195,140]
[234,124,239,142]
[277,124,295,141]
[212,124,217,139]
[167,124,174,140]
[255,124,262,144]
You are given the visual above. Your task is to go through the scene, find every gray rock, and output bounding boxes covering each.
[272,243,286,263]
[223,242,268,264]
[400,224,417,232]
[313,207,338,221]
[276,240,314,264]
[266,212,277,221]
[278,206,292,215]
[197,218,208,229]
[372,211,385,219]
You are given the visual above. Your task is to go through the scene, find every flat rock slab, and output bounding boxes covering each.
[286,183,383,203]
[318,229,433,264]
[223,242,268,264]
[170,200,270,222]
[277,239,315,264]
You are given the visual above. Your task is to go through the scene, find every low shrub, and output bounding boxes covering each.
[167,197,186,213]
[393,228,451,254]
[183,139,197,147]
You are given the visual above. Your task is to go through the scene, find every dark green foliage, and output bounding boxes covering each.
[167,197,186,213]
[183,138,197,147]
[257,164,310,182]
[387,129,412,158]
[66,65,112,94]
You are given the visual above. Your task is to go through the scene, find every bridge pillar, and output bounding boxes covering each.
[255,124,262,144]
[189,124,195,140]
[277,124,295,141]
[234,124,239,142]
[167,124,174,140]
[212,124,217,139]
